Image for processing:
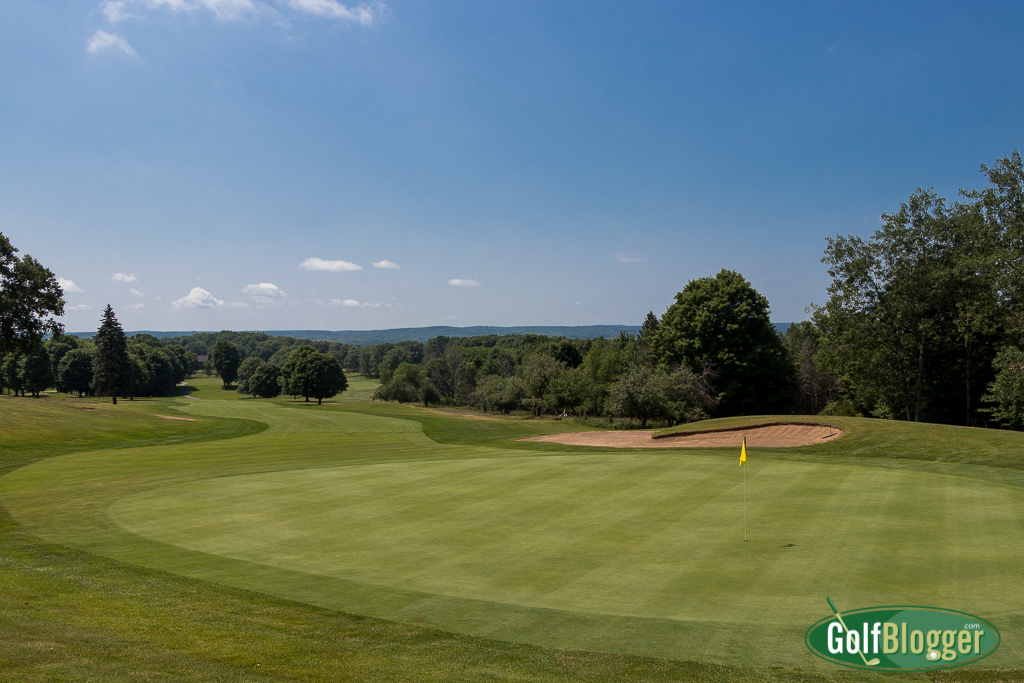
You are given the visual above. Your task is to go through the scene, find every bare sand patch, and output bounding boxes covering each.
[520,422,842,448]
[155,415,197,422]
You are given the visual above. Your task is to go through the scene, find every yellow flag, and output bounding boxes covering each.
[740,437,747,466]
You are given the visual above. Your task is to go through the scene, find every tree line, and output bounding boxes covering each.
[812,151,1024,426]
[2,151,1023,428]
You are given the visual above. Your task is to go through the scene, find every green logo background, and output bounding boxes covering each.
[805,606,1000,671]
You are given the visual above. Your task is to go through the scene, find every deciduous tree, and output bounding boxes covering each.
[58,348,94,397]
[210,340,242,387]
[19,342,53,397]
[291,351,347,404]
[652,269,795,416]
[248,362,282,399]
[0,232,64,354]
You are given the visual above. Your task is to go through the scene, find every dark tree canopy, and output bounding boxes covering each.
[816,153,1023,424]
[19,342,53,397]
[0,232,65,354]
[1,352,24,396]
[92,305,131,405]
[281,346,316,398]
[652,269,795,416]
[248,362,282,399]
[235,356,265,395]
[58,348,95,397]
[210,340,242,387]
[289,350,347,404]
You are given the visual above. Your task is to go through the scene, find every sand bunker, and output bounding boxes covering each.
[155,415,197,422]
[520,422,841,448]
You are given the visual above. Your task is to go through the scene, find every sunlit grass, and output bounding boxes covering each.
[2,389,1023,681]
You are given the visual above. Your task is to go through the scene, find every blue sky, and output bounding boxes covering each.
[2,1,1022,332]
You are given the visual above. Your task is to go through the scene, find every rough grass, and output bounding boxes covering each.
[2,381,1024,681]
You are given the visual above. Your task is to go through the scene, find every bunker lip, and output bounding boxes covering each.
[520,422,843,448]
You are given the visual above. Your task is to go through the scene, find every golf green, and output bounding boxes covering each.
[3,395,1024,670]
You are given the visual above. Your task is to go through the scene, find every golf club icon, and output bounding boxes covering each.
[826,597,880,666]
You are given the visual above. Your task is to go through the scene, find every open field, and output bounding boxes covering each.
[2,378,1024,680]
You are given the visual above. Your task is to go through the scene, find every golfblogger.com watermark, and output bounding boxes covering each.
[805,599,1000,672]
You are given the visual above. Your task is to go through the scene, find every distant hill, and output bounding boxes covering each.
[70,325,643,345]
[70,323,794,345]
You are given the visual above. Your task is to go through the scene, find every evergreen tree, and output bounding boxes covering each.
[91,305,131,405]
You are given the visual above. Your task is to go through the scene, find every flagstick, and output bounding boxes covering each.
[743,456,747,542]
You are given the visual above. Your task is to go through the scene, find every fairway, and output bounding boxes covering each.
[4,388,1024,673]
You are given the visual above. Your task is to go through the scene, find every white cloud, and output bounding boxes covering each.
[67,303,92,311]
[191,0,258,20]
[101,1,137,21]
[615,254,644,263]
[58,278,83,294]
[243,282,287,306]
[98,0,382,24]
[448,279,479,287]
[285,0,384,24]
[111,272,138,282]
[331,298,378,308]
[128,303,147,311]
[300,257,363,272]
[104,0,258,21]
[130,288,145,297]
[372,259,400,269]
[242,282,287,298]
[172,286,247,309]
[87,30,136,56]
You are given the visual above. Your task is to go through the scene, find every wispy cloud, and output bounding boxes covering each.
[87,30,136,56]
[285,0,384,24]
[448,279,479,287]
[128,303,147,310]
[300,257,363,272]
[615,254,644,263]
[111,272,138,282]
[101,0,257,22]
[331,298,379,308]
[372,259,400,269]
[130,288,145,297]
[172,286,247,309]
[242,282,287,306]
[101,1,137,21]
[58,278,84,294]
[67,303,92,312]
[98,0,384,24]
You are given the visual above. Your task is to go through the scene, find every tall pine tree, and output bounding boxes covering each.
[92,304,130,405]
